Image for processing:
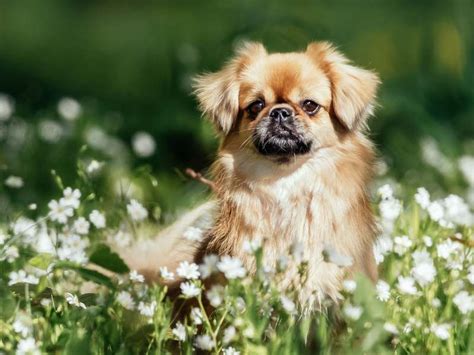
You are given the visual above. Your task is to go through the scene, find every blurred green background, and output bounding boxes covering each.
[0,0,473,218]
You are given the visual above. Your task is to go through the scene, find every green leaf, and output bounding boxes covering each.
[77,267,114,288]
[89,243,129,274]
[64,328,92,355]
[28,253,54,270]
[362,323,388,351]
[0,281,16,320]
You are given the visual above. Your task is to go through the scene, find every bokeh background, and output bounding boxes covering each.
[0,0,473,220]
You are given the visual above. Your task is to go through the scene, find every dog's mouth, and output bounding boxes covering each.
[253,133,312,156]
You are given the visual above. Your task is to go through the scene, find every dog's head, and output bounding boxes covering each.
[193,41,379,163]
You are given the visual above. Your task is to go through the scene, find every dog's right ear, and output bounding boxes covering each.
[193,42,267,135]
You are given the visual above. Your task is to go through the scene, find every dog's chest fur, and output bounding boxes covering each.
[206,140,377,307]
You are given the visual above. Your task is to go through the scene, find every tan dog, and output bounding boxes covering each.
[120,41,380,309]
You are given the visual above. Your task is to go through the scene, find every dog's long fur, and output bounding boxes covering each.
[118,41,380,309]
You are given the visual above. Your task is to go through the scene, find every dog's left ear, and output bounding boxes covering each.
[193,42,267,135]
[306,42,380,130]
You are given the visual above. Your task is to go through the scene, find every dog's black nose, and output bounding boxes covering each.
[269,107,294,124]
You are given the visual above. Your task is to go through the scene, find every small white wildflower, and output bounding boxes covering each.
[65,293,86,309]
[86,160,103,174]
[40,298,52,307]
[132,132,156,158]
[138,300,157,317]
[437,239,461,259]
[383,322,399,335]
[459,155,474,186]
[172,322,186,342]
[243,326,255,338]
[377,184,394,200]
[431,323,451,340]
[432,298,441,308]
[397,276,417,295]
[443,194,472,226]
[427,201,444,222]
[322,244,353,267]
[159,266,175,281]
[206,285,224,307]
[89,210,106,228]
[0,93,14,121]
[242,238,261,253]
[176,261,200,280]
[180,281,201,298]
[12,312,33,337]
[373,235,393,264]
[5,175,24,188]
[73,217,90,235]
[199,254,219,279]
[414,187,430,209]
[38,119,63,143]
[223,347,240,355]
[3,245,19,262]
[109,230,131,248]
[58,97,81,121]
[62,187,81,209]
[48,199,74,224]
[468,266,474,285]
[379,198,402,221]
[453,291,474,314]
[422,235,433,247]
[16,337,40,355]
[342,279,357,293]
[194,334,215,351]
[28,203,37,210]
[0,232,6,245]
[190,307,203,325]
[376,280,390,301]
[8,270,39,286]
[393,235,412,256]
[343,304,363,320]
[217,256,246,279]
[183,226,203,241]
[127,199,148,221]
[223,326,236,344]
[280,295,297,315]
[129,270,145,283]
[117,291,135,310]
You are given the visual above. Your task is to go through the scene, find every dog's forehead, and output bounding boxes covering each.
[240,52,331,103]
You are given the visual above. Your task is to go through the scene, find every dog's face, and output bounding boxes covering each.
[194,42,379,164]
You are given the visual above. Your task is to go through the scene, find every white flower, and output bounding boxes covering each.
[468,266,474,285]
[57,97,81,121]
[432,298,441,308]
[443,194,472,226]
[132,132,156,158]
[431,323,451,340]
[13,312,33,337]
[414,187,430,209]
[242,238,262,253]
[437,239,461,259]
[217,256,246,279]
[343,304,363,320]
[11,217,37,245]
[280,295,297,315]
[176,261,200,280]
[397,276,417,295]
[322,244,353,267]
[411,250,436,286]
[65,293,86,309]
[377,184,394,200]
[199,254,219,279]
[206,285,224,307]
[180,281,201,298]
[28,203,37,210]
[108,230,131,248]
[0,232,5,245]
[57,233,89,264]
[86,160,103,174]
[183,226,204,242]
[73,217,90,235]
[0,93,14,121]
[427,201,444,222]
[3,245,19,262]
[223,326,236,344]
[159,266,175,281]
[5,175,23,188]
[459,155,474,186]
[117,291,135,310]
[422,235,433,247]
[138,300,157,317]
[342,280,357,293]
[453,291,474,314]
[127,199,148,221]
[129,270,145,283]
[420,137,454,176]
[62,187,81,209]
[48,199,74,224]
[373,235,393,264]
[172,322,186,341]
[383,322,399,335]
[376,280,390,301]
[379,198,402,221]
[223,347,240,355]
[190,307,203,325]
[89,210,106,228]
[194,334,215,351]
[393,236,412,256]
[8,270,39,286]
[38,119,63,143]
[16,337,40,355]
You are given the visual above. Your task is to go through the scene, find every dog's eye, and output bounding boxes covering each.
[301,100,320,115]
[246,99,265,118]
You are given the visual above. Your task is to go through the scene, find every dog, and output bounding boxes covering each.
[118,41,380,309]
